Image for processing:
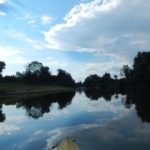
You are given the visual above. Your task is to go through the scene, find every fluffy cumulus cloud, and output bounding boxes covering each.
[44,0,150,59]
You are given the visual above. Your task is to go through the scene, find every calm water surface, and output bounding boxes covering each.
[0,90,150,150]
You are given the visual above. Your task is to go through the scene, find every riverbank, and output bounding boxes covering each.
[0,82,74,96]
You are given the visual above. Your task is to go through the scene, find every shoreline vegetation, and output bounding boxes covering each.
[0,83,74,96]
[0,51,150,99]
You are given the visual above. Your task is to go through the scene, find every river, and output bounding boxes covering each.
[0,89,150,150]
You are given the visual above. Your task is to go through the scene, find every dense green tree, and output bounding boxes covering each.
[76,81,83,87]
[23,61,51,83]
[16,72,24,80]
[102,73,111,81]
[26,61,43,73]
[39,66,51,83]
[132,52,150,87]
[57,69,75,87]
[1,51,150,90]
[120,65,132,80]
[83,73,115,88]
[83,74,101,87]
[114,75,118,80]
[100,73,114,88]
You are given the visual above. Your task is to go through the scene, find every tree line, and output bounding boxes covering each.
[0,61,75,87]
[82,51,150,89]
[0,51,150,89]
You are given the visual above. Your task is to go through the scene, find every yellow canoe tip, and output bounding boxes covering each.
[58,137,80,150]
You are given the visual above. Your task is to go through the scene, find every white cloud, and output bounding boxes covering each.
[12,33,43,50]
[7,116,26,123]
[28,19,36,25]
[33,44,42,50]
[0,46,20,58]
[71,54,129,81]
[41,15,53,25]
[0,11,7,16]
[44,0,150,60]
[6,56,28,65]
[44,57,68,69]
[0,0,7,4]
[0,46,28,75]
[44,0,120,50]
[0,46,27,65]
[13,33,35,43]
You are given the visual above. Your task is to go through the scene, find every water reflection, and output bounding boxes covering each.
[125,89,150,123]
[0,91,75,120]
[0,89,150,150]
[0,88,150,123]
[0,104,5,122]
[84,88,115,101]
[45,112,150,150]
[83,88,150,123]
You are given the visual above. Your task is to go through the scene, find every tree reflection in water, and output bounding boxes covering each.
[83,88,150,123]
[125,89,150,123]
[0,88,150,123]
[0,104,5,122]
[84,88,118,101]
[18,92,75,119]
[0,91,75,120]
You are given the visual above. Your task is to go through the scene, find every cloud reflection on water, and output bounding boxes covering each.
[45,109,150,150]
[0,123,20,135]
[0,90,150,150]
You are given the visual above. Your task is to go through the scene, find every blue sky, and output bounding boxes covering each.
[0,0,150,81]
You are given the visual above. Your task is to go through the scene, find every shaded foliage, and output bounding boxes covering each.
[56,69,75,87]
[83,74,101,87]
[76,81,83,88]
[23,61,51,83]
[0,61,5,74]
[83,73,116,91]
[132,52,150,87]
[120,65,132,80]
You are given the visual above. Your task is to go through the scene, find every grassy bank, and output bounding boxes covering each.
[0,82,74,96]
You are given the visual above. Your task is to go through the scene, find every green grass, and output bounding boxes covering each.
[0,82,73,95]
